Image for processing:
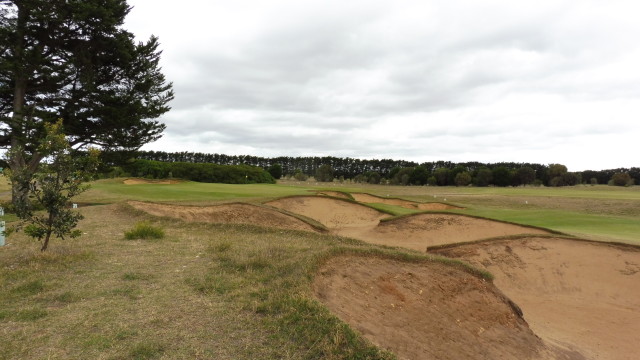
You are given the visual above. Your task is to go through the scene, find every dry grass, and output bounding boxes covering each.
[0,203,401,359]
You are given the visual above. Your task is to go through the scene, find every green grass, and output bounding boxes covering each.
[80,178,309,204]
[456,207,640,243]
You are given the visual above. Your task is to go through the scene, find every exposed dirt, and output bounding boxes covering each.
[127,201,320,232]
[351,193,464,210]
[432,237,640,360]
[123,178,182,185]
[314,256,584,360]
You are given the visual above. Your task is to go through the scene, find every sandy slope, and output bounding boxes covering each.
[314,256,584,360]
[338,213,551,251]
[266,196,389,228]
[431,237,640,360]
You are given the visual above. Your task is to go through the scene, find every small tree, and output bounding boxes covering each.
[610,172,633,187]
[474,168,492,187]
[454,171,472,187]
[515,167,536,186]
[315,164,334,182]
[267,163,283,179]
[293,169,308,181]
[6,121,100,251]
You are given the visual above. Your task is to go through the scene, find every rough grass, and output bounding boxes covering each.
[0,203,401,359]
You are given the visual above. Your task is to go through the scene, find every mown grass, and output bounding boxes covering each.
[79,178,309,204]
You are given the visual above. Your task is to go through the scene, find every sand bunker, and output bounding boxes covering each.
[337,213,551,251]
[128,194,638,359]
[431,237,640,360]
[124,178,181,185]
[314,256,582,360]
[266,196,389,229]
[351,193,463,210]
[127,201,320,232]
[316,191,352,199]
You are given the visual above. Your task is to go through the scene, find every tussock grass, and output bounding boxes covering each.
[124,221,165,240]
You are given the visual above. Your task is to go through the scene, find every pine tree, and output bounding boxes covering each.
[0,0,173,205]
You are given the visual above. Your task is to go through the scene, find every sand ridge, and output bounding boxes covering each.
[127,201,321,232]
[351,192,464,210]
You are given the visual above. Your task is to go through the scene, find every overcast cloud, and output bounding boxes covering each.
[125,0,640,171]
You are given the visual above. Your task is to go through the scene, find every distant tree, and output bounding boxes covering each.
[268,163,283,179]
[433,168,450,186]
[390,167,413,185]
[515,167,536,186]
[610,172,633,186]
[293,169,308,181]
[454,171,472,187]
[562,172,581,186]
[315,164,334,182]
[365,171,382,184]
[410,166,429,185]
[449,166,467,185]
[427,176,437,186]
[473,168,493,187]
[548,164,568,178]
[590,177,598,185]
[548,164,568,186]
[492,167,512,187]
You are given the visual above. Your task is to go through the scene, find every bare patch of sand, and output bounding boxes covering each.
[432,237,640,360]
[415,202,463,210]
[336,214,551,251]
[314,256,583,360]
[127,201,319,232]
[123,178,182,185]
[351,193,463,210]
[266,196,389,229]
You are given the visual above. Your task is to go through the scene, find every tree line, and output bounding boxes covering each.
[131,151,638,187]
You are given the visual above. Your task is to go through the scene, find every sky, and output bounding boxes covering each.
[124,0,640,171]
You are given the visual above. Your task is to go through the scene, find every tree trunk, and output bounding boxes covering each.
[41,233,51,252]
